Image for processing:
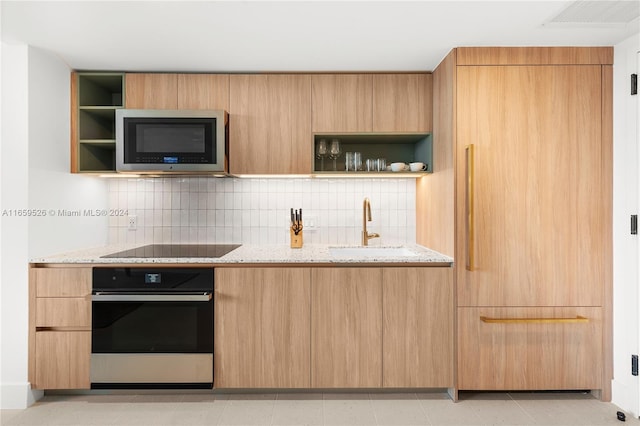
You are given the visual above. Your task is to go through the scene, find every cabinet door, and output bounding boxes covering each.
[125,73,178,109]
[311,268,382,388]
[34,268,91,297]
[214,268,311,388]
[458,307,602,390]
[383,267,453,388]
[229,74,312,174]
[456,65,604,307]
[312,74,372,132]
[34,331,90,389]
[177,74,229,110]
[372,74,432,132]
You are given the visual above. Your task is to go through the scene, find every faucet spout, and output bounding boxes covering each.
[362,197,380,246]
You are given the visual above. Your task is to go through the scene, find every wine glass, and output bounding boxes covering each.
[316,139,328,171]
[329,139,341,171]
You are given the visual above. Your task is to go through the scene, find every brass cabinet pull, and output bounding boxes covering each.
[466,144,475,271]
[480,315,589,324]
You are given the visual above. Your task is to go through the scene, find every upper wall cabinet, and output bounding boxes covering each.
[177,74,230,110]
[372,74,432,133]
[125,73,230,110]
[71,72,124,173]
[229,74,312,175]
[125,73,178,109]
[312,74,373,132]
[311,73,432,134]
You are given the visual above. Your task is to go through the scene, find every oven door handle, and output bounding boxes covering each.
[92,293,212,302]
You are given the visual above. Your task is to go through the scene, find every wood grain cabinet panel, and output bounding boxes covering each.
[29,267,92,390]
[383,267,453,388]
[311,268,382,388]
[456,65,604,307]
[125,73,178,109]
[34,331,90,389]
[214,268,311,388]
[311,74,373,132]
[34,268,91,297]
[35,298,91,328]
[458,307,602,390]
[177,74,230,110]
[373,74,432,132]
[229,74,312,174]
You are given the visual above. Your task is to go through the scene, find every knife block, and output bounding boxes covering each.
[290,226,303,248]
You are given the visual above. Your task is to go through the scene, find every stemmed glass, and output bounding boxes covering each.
[329,139,341,171]
[316,139,328,171]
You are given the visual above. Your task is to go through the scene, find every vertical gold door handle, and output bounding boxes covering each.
[466,144,475,271]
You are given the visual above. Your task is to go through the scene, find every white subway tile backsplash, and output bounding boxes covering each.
[107,177,416,246]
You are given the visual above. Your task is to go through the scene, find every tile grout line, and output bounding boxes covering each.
[507,392,538,425]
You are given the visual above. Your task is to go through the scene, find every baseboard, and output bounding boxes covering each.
[612,379,639,418]
[0,382,43,409]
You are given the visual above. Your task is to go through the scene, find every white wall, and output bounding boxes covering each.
[0,42,34,410]
[27,47,108,258]
[0,44,108,409]
[612,33,640,417]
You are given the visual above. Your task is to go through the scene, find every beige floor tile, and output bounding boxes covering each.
[271,399,324,426]
[217,400,275,425]
[3,391,639,426]
[0,409,23,424]
[323,397,378,426]
[465,399,535,425]
[161,402,228,426]
[371,399,430,426]
[418,397,484,426]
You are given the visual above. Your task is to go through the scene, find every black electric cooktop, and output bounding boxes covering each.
[101,244,241,259]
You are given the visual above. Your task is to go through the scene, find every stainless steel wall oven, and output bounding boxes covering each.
[91,267,214,389]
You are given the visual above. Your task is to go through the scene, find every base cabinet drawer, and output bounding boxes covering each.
[34,331,90,389]
[458,307,602,390]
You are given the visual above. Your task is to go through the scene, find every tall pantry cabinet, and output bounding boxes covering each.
[419,47,613,399]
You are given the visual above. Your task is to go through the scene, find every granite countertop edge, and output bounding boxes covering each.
[30,243,454,265]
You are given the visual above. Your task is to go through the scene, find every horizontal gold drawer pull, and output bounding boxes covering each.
[480,315,589,324]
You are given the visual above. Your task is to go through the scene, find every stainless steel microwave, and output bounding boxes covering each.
[115,109,228,173]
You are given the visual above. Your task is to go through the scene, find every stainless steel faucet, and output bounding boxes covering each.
[362,197,380,246]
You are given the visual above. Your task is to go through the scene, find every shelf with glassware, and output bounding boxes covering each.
[312,134,432,176]
[72,72,125,173]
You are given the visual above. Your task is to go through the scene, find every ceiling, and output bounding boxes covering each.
[2,1,639,72]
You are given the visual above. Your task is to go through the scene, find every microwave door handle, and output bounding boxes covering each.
[92,293,212,302]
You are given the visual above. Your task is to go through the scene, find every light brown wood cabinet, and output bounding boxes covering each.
[458,307,603,390]
[312,74,373,132]
[311,268,383,388]
[29,267,92,390]
[229,74,312,174]
[214,268,311,388]
[177,74,230,110]
[125,73,230,110]
[457,304,606,392]
[214,265,453,389]
[311,73,432,133]
[382,267,453,388]
[372,74,432,132]
[456,63,605,308]
[424,47,613,396]
[35,331,91,390]
[125,73,178,109]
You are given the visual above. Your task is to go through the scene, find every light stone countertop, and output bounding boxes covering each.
[30,243,453,266]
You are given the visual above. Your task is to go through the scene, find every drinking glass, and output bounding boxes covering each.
[316,139,328,171]
[377,158,387,172]
[354,152,362,171]
[345,152,354,171]
[329,139,341,171]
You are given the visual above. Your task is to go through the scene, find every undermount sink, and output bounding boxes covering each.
[329,246,418,258]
